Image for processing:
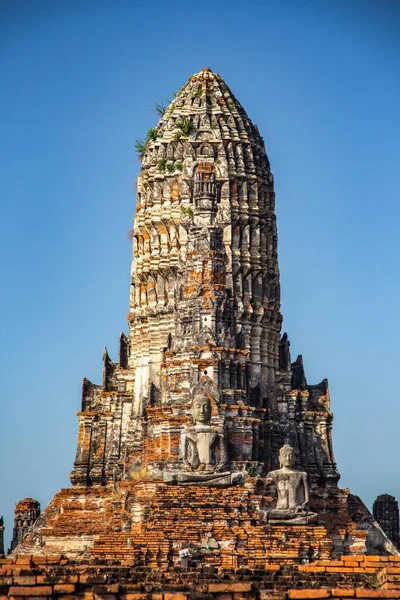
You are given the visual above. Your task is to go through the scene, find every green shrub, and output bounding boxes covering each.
[157,159,167,172]
[180,205,193,218]
[153,100,167,117]
[175,116,194,136]
[147,127,158,142]
[134,138,146,159]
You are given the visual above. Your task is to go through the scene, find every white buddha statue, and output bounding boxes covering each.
[164,394,243,487]
[264,444,317,524]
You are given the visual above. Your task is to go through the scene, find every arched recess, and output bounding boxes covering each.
[147,275,157,309]
[157,223,170,258]
[162,180,171,208]
[156,274,167,308]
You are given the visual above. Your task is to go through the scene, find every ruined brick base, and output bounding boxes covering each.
[16,480,383,562]
[6,480,399,598]
[2,553,400,599]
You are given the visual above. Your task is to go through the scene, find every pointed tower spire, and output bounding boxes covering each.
[130,68,281,419]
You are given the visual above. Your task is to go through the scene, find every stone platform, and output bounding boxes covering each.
[2,552,400,599]
[15,479,393,567]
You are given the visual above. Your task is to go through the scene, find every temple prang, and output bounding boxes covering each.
[9,498,40,554]
[2,68,400,599]
[373,494,400,550]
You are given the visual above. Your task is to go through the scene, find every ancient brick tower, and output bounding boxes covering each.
[374,494,400,550]
[9,499,40,553]
[69,68,338,491]
[12,70,398,587]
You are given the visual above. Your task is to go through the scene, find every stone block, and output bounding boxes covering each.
[15,556,32,565]
[53,584,76,593]
[355,592,400,598]
[8,585,53,596]
[326,567,354,573]
[342,556,364,563]
[93,584,120,594]
[208,584,252,593]
[13,576,36,585]
[288,592,330,599]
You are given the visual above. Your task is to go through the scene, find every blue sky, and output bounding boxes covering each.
[1,0,399,549]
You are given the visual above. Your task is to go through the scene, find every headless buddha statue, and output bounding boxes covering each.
[164,394,243,487]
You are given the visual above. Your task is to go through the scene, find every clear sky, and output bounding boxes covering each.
[1,0,399,550]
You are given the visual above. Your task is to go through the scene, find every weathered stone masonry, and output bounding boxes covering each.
[68,68,338,490]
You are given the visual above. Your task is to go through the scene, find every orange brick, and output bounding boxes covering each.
[15,556,32,565]
[383,567,400,574]
[44,554,62,564]
[8,585,53,596]
[331,589,356,597]
[120,595,150,600]
[209,584,252,593]
[365,567,379,573]
[288,591,330,599]
[164,595,187,600]
[355,591,400,598]
[346,555,365,562]
[382,583,400,590]
[326,567,354,573]
[53,584,76,593]
[31,556,50,565]
[13,576,36,585]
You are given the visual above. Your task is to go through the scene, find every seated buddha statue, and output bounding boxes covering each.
[164,394,243,487]
[264,444,317,524]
